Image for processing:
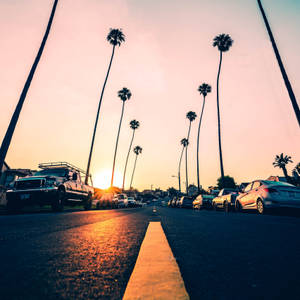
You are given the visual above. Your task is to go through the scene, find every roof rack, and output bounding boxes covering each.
[38,162,86,175]
[38,162,93,185]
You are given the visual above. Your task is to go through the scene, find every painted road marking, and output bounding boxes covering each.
[123,222,189,300]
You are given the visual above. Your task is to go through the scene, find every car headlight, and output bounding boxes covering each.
[45,180,57,187]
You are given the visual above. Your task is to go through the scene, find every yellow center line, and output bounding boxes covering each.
[123,222,190,300]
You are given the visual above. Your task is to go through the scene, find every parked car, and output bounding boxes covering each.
[170,197,177,207]
[6,162,94,212]
[193,190,219,210]
[235,180,300,214]
[93,192,116,209]
[179,196,194,208]
[127,197,136,207]
[212,188,239,212]
[112,193,128,208]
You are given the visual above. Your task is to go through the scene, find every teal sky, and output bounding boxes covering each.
[0,0,299,190]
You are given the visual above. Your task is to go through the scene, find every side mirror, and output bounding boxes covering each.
[72,173,78,181]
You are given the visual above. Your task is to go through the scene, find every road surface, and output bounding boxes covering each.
[1,206,300,299]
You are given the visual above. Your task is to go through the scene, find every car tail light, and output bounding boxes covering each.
[264,188,279,194]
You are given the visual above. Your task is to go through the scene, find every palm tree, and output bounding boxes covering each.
[273,153,293,181]
[178,138,189,194]
[85,28,125,184]
[111,87,132,187]
[213,33,233,185]
[257,0,300,126]
[185,111,197,195]
[0,0,59,174]
[196,83,211,194]
[122,119,140,190]
[130,146,142,189]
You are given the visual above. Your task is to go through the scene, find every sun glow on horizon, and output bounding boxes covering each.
[93,169,123,189]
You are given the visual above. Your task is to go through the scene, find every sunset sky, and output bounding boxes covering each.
[0,0,299,190]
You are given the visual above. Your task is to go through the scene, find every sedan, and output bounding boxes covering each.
[212,188,239,212]
[179,196,194,208]
[235,180,300,214]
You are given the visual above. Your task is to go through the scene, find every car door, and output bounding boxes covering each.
[76,172,86,200]
[247,181,261,208]
[215,190,224,206]
[238,182,253,207]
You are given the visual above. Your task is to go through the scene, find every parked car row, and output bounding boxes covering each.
[168,180,300,214]
[93,193,145,209]
[168,196,194,208]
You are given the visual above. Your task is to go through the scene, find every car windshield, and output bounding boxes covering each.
[34,168,68,177]
[262,180,295,187]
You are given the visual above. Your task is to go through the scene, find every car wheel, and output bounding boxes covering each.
[235,201,242,212]
[213,202,217,211]
[7,197,22,213]
[257,199,265,214]
[224,201,229,213]
[84,194,92,210]
[52,188,65,212]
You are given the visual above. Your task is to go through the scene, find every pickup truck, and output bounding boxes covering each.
[212,188,239,212]
[6,162,94,212]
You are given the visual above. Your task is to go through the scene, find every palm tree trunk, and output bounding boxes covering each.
[186,122,192,195]
[178,146,185,193]
[85,45,116,184]
[257,0,300,126]
[111,101,125,187]
[0,0,59,174]
[196,96,206,194]
[130,154,138,189]
[216,51,225,182]
[282,166,289,181]
[122,129,135,190]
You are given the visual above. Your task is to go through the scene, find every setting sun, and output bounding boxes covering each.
[93,169,123,189]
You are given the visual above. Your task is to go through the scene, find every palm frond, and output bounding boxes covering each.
[213,33,233,52]
[133,145,142,155]
[107,28,125,47]
[118,87,132,101]
[130,119,140,130]
[198,83,212,97]
[186,111,197,121]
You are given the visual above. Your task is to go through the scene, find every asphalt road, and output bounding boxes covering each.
[1,205,300,299]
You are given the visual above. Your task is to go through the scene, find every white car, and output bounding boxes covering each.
[112,193,128,208]
[235,180,300,214]
[127,197,136,207]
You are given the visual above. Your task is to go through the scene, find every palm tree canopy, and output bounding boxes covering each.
[273,153,293,169]
[130,119,140,130]
[186,111,197,122]
[198,83,212,97]
[181,138,189,147]
[134,145,142,155]
[107,28,125,46]
[213,34,233,52]
[118,87,132,101]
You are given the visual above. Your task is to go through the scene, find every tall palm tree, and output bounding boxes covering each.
[85,28,125,184]
[130,146,142,189]
[185,111,197,195]
[178,138,189,194]
[213,33,233,185]
[111,87,132,187]
[273,153,293,181]
[122,119,140,190]
[196,83,211,194]
[0,0,59,174]
[257,0,300,126]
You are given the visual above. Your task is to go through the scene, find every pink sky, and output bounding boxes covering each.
[0,0,299,190]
